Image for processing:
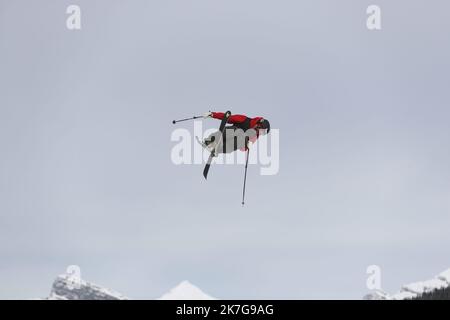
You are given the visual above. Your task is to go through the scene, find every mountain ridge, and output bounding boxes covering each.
[364,268,450,300]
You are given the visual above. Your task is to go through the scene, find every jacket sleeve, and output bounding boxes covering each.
[211,112,248,124]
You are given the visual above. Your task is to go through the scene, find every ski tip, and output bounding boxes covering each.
[172,120,176,124]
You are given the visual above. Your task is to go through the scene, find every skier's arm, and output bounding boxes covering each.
[211,112,248,124]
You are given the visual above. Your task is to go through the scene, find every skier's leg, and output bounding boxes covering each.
[204,125,239,156]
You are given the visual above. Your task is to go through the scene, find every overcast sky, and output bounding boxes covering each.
[1,0,450,299]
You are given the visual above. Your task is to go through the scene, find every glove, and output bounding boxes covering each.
[203,111,213,119]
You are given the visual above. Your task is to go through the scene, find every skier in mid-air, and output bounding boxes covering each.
[172,110,271,204]
[200,111,271,156]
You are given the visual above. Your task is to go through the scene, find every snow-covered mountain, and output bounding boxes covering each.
[44,266,450,300]
[46,274,128,300]
[364,268,450,300]
[158,280,215,300]
[42,270,214,300]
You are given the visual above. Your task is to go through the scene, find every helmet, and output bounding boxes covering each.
[259,119,270,133]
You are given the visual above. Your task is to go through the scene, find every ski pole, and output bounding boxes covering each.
[172,116,203,124]
[241,140,250,206]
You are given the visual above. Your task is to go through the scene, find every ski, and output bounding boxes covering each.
[203,111,231,180]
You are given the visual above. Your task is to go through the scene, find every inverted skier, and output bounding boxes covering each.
[200,111,271,156]
[171,110,271,203]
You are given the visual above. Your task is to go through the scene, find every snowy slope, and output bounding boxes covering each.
[158,280,216,300]
[364,267,450,300]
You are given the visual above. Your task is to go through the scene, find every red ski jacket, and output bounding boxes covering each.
[211,112,264,147]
